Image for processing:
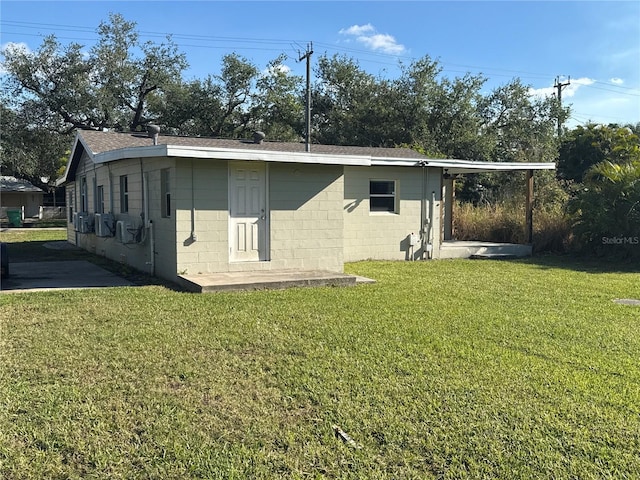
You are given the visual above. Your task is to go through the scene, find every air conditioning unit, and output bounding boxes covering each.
[77,213,94,234]
[116,220,137,244]
[95,213,115,237]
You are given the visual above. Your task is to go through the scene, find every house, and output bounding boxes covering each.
[56,129,555,286]
[1,176,45,222]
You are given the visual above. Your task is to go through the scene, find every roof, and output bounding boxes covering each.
[75,129,428,160]
[0,176,44,193]
[57,130,555,185]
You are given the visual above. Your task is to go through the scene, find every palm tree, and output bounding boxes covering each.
[568,160,640,257]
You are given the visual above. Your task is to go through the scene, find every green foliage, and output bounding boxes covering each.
[568,160,640,258]
[0,102,68,188]
[558,123,640,182]
[2,13,566,193]
[1,13,187,184]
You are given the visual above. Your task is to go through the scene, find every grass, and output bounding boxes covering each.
[1,231,639,479]
[454,202,572,253]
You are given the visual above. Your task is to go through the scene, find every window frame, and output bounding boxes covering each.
[369,179,397,214]
[96,185,105,214]
[161,168,171,218]
[120,175,129,213]
[80,177,88,212]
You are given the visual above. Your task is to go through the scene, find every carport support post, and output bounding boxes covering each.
[525,169,534,244]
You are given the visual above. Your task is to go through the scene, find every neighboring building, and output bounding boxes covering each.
[0,176,45,219]
[57,129,555,284]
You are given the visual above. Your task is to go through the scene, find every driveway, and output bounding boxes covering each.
[1,260,132,293]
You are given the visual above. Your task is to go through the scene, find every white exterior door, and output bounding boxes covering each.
[229,161,267,262]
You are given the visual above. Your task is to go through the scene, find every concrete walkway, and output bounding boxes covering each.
[1,260,133,293]
[179,270,374,293]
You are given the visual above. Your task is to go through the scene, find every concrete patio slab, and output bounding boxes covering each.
[178,270,373,293]
[1,260,133,293]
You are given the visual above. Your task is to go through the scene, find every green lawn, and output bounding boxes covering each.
[1,231,639,479]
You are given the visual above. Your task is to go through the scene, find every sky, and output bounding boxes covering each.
[1,1,639,128]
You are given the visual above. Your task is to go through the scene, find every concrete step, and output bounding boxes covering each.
[178,270,362,293]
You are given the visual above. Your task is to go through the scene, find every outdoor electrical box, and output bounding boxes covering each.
[409,233,419,246]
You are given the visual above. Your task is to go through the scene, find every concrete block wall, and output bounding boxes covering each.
[175,159,229,276]
[68,153,179,280]
[267,163,344,272]
[343,165,442,261]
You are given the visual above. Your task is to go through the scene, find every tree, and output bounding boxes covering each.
[1,13,187,134]
[1,13,187,184]
[558,124,640,182]
[454,79,563,204]
[0,100,69,190]
[250,55,304,141]
[568,160,640,258]
[312,54,382,146]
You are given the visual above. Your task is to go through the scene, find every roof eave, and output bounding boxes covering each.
[409,159,556,173]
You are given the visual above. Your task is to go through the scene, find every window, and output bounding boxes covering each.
[80,177,88,212]
[161,169,171,217]
[96,185,105,214]
[68,191,74,222]
[369,180,396,213]
[120,175,129,213]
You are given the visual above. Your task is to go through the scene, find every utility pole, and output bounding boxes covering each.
[554,76,570,136]
[298,42,313,152]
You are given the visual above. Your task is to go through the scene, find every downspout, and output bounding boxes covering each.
[429,191,436,257]
[141,164,154,275]
[148,219,155,275]
[418,160,433,259]
[140,158,146,225]
[190,159,196,242]
[421,163,428,259]
[107,164,114,214]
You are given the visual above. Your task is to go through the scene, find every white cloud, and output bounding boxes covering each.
[339,24,406,55]
[528,77,596,99]
[563,77,595,98]
[339,24,375,36]
[528,85,556,98]
[610,77,624,85]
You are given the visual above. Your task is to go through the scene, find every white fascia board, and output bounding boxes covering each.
[90,145,371,167]
[412,159,556,172]
[370,158,424,167]
[93,145,169,164]
[164,146,372,166]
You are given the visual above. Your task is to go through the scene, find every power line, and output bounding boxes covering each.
[0,19,584,84]
[3,18,640,103]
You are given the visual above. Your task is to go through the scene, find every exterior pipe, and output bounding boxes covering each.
[191,160,196,241]
[426,191,436,259]
[148,219,155,275]
[419,161,430,260]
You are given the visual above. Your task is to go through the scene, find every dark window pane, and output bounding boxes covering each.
[370,181,394,195]
[370,196,395,212]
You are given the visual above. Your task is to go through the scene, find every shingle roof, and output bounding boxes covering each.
[0,176,44,193]
[77,129,428,160]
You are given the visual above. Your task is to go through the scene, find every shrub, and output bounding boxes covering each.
[454,202,572,253]
[568,160,640,259]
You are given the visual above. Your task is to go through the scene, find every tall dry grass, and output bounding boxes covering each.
[453,202,572,253]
